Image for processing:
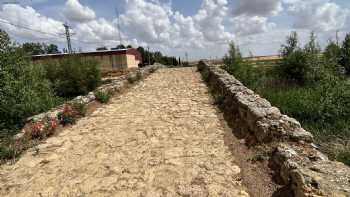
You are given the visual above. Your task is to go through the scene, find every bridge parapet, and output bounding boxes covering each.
[198,61,350,197]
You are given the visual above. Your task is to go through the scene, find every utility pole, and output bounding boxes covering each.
[63,23,72,54]
[115,6,123,46]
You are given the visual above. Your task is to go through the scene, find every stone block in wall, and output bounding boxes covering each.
[198,61,350,197]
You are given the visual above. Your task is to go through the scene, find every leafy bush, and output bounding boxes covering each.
[0,30,61,139]
[223,41,243,74]
[324,41,341,65]
[71,102,87,117]
[0,143,20,161]
[57,102,87,126]
[340,34,350,75]
[222,31,350,165]
[95,91,111,104]
[57,105,77,126]
[149,67,157,73]
[136,71,143,80]
[43,55,101,98]
[28,116,58,139]
[279,32,324,84]
[337,152,350,166]
[127,71,143,84]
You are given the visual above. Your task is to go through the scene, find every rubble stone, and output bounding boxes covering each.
[198,61,350,197]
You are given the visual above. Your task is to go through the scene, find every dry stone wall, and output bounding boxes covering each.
[198,61,350,197]
[14,64,163,140]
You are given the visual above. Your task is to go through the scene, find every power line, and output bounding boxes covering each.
[0,19,64,38]
[0,19,118,48]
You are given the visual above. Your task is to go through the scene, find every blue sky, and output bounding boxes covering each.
[0,0,349,59]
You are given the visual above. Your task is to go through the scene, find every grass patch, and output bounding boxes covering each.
[227,63,350,163]
[337,152,350,166]
[94,91,111,104]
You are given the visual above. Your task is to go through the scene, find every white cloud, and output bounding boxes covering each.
[0,4,121,50]
[119,0,234,53]
[0,4,65,42]
[284,0,349,32]
[1,0,350,58]
[64,0,96,23]
[234,0,283,17]
[231,15,276,36]
[75,19,117,41]
[120,0,173,44]
[194,0,234,43]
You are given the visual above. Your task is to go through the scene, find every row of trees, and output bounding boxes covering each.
[224,31,350,85]
[22,42,60,55]
[136,46,186,67]
[96,45,186,67]
[280,32,350,84]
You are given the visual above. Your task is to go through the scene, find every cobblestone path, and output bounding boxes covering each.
[0,68,249,197]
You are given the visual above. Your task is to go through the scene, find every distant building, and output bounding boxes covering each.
[32,48,142,72]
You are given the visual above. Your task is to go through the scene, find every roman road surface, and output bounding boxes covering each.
[0,68,251,197]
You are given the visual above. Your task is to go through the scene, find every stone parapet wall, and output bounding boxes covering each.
[198,61,350,197]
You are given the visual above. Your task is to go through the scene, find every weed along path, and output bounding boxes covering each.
[0,68,250,197]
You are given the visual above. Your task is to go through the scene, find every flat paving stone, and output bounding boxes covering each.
[0,67,249,197]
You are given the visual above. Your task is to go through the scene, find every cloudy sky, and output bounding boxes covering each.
[0,0,349,59]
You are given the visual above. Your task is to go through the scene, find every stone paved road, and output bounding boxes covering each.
[0,68,249,197]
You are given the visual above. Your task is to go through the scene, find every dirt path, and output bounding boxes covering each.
[0,68,249,197]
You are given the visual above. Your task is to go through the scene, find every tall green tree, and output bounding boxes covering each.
[280,31,308,83]
[0,29,10,52]
[96,47,108,51]
[223,41,243,74]
[340,34,350,75]
[324,40,343,75]
[22,42,45,55]
[0,30,59,135]
[280,31,299,57]
[115,44,126,49]
[304,32,323,82]
[324,40,341,63]
[45,44,60,54]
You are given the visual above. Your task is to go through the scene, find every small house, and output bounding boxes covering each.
[32,48,142,73]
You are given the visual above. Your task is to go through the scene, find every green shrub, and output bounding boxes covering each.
[222,33,350,165]
[71,102,87,117]
[136,71,143,80]
[57,103,86,125]
[201,68,210,82]
[127,75,136,83]
[28,116,58,139]
[149,67,157,73]
[0,30,61,139]
[223,41,243,74]
[57,105,77,126]
[340,34,350,75]
[43,55,101,98]
[336,152,350,166]
[95,91,111,104]
[127,72,143,84]
[0,143,19,161]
